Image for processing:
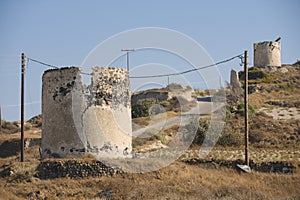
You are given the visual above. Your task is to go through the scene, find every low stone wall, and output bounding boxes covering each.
[184,159,297,174]
[34,158,298,180]
[36,160,123,179]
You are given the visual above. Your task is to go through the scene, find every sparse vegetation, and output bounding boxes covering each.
[237,103,255,117]
[194,89,210,97]
[131,98,160,118]
[1,120,31,134]
[1,120,19,133]
[217,131,243,147]
[279,83,294,93]
[0,62,300,199]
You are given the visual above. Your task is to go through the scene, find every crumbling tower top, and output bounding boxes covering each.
[253,41,281,68]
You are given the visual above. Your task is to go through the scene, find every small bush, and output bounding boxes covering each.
[261,72,275,83]
[132,98,168,118]
[217,131,243,146]
[1,120,19,133]
[279,83,294,93]
[237,103,255,117]
[225,105,235,119]
[184,118,209,146]
[153,131,169,145]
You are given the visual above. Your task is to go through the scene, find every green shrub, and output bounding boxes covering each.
[241,68,275,84]
[225,105,235,119]
[237,103,255,117]
[132,98,164,118]
[185,118,244,147]
[184,118,209,146]
[280,83,294,93]
[261,72,275,83]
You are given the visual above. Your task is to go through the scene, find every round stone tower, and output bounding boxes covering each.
[41,66,132,159]
[253,41,281,67]
[83,67,132,158]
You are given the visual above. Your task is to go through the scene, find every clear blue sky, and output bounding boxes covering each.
[0,0,299,121]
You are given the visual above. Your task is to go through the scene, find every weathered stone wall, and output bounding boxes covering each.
[42,67,86,158]
[254,41,281,67]
[41,67,132,159]
[230,70,242,102]
[131,91,169,105]
[131,86,194,105]
[169,88,194,102]
[83,67,132,158]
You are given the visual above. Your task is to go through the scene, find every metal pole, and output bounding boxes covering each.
[167,76,170,86]
[121,49,134,72]
[21,53,25,162]
[126,52,129,72]
[244,50,249,166]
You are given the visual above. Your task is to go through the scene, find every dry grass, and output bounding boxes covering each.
[194,89,210,97]
[132,111,180,131]
[0,128,299,199]
[0,160,299,199]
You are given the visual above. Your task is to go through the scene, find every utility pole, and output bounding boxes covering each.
[0,104,2,134]
[21,53,25,162]
[167,76,170,86]
[244,50,249,166]
[121,49,134,72]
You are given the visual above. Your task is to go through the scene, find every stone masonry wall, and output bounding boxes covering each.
[41,66,132,159]
[131,86,194,105]
[83,67,132,158]
[230,69,242,102]
[254,41,281,67]
[42,67,86,158]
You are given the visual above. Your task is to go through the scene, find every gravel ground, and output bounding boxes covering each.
[181,149,300,163]
[259,107,300,120]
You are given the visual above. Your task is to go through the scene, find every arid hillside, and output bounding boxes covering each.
[0,61,299,199]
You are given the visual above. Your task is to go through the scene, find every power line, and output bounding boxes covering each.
[27,57,92,76]
[27,57,59,69]
[2,101,41,108]
[130,53,243,79]
[25,53,243,79]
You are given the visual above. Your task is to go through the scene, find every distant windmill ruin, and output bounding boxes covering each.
[230,38,282,101]
[254,37,281,68]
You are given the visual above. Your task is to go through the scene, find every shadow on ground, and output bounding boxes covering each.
[0,139,20,158]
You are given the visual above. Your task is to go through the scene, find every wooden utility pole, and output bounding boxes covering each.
[21,53,25,162]
[0,104,2,134]
[244,50,249,166]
